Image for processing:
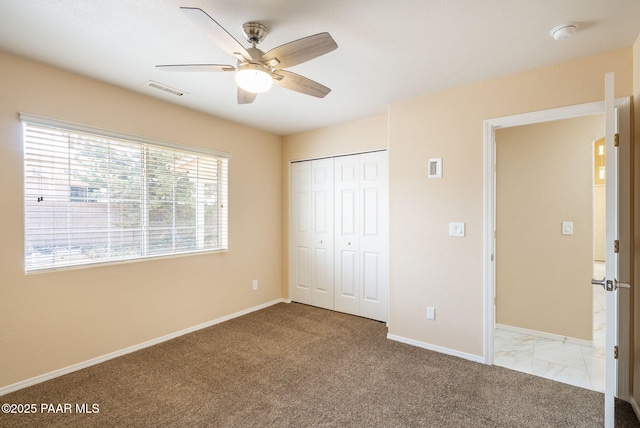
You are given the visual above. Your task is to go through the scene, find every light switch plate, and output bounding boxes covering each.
[561,221,573,235]
[449,222,465,237]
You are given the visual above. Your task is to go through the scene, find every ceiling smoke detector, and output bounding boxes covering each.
[550,24,577,40]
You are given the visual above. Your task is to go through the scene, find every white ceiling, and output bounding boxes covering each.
[1,1,639,135]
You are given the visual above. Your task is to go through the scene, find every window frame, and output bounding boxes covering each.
[21,113,231,273]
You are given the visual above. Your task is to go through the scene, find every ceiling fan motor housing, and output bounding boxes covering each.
[242,22,268,44]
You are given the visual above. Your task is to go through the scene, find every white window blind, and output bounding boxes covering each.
[21,114,230,272]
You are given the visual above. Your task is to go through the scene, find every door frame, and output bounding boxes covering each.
[482,98,631,398]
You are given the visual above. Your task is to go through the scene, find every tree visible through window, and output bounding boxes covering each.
[22,115,229,272]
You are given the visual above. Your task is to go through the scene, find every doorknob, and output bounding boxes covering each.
[615,279,631,289]
[591,277,632,291]
[591,277,606,289]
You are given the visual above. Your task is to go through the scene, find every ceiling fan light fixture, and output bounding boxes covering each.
[235,63,273,93]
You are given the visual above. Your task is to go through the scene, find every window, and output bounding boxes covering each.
[22,114,230,272]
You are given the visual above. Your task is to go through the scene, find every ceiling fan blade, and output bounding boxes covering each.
[263,33,337,69]
[273,70,331,98]
[238,87,257,104]
[180,7,252,63]
[156,64,235,72]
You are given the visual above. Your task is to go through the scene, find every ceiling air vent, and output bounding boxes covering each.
[144,80,186,96]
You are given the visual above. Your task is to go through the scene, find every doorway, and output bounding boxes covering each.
[491,114,604,391]
[482,99,632,399]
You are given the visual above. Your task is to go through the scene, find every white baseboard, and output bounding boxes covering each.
[387,333,485,364]
[0,298,286,396]
[496,323,593,348]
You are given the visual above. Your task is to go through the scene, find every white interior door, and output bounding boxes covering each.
[601,71,623,428]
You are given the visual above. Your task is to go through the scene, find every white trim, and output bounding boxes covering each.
[25,248,228,275]
[483,119,495,365]
[0,299,286,396]
[486,101,605,129]
[387,333,485,364]
[496,323,593,348]
[19,112,233,159]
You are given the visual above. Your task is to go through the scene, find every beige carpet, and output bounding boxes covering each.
[1,302,638,427]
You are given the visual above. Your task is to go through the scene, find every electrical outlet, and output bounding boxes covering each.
[427,307,435,320]
[252,280,258,291]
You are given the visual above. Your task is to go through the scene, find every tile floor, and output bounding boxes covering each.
[494,262,606,392]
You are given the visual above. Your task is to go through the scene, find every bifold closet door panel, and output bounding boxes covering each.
[310,158,335,310]
[358,151,388,322]
[334,155,361,316]
[290,161,312,304]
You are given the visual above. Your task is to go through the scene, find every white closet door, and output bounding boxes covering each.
[291,152,387,322]
[310,158,334,309]
[334,152,388,322]
[334,155,361,315]
[290,161,312,304]
[358,151,388,322]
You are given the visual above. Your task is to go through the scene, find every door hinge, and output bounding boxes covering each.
[614,133,619,147]
[614,240,619,253]
[614,345,619,359]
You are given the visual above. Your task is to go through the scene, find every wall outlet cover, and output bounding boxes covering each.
[427,307,435,320]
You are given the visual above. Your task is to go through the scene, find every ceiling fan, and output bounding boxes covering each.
[157,7,338,104]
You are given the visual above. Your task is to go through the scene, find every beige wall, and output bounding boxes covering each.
[281,115,388,297]
[0,52,283,389]
[495,115,604,341]
[388,48,633,357]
